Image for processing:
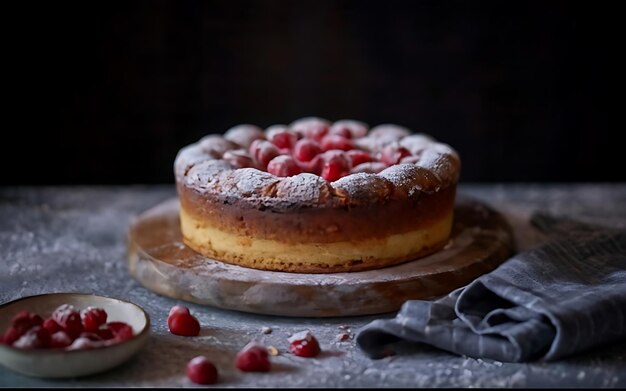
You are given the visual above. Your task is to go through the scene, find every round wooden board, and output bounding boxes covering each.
[127,197,514,317]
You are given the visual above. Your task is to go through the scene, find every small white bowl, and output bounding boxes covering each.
[0,293,151,378]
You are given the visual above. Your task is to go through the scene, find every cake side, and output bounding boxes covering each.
[177,182,456,243]
[180,207,453,273]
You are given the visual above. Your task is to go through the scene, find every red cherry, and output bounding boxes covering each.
[347,150,372,167]
[10,310,31,324]
[328,126,352,139]
[330,120,368,138]
[52,304,83,339]
[12,310,42,328]
[1,327,21,345]
[79,332,103,341]
[249,140,280,169]
[288,330,321,358]
[291,118,329,141]
[379,145,412,166]
[199,135,237,158]
[167,305,200,337]
[107,321,134,341]
[2,310,43,345]
[269,130,299,150]
[320,134,354,151]
[81,307,108,332]
[30,313,43,327]
[168,313,200,337]
[5,311,43,343]
[95,325,115,340]
[321,162,345,182]
[320,151,351,182]
[267,155,302,177]
[222,149,258,169]
[235,342,271,372]
[66,336,100,351]
[50,330,73,348]
[265,124,288,137]
[297,154,324,175]
[293,139,322,162]
[13,326,51,349]
[168,305,191,317]
[223,124,265,148]
[187,356,219,385]
[350,162,387,174]
[42,318,61,334]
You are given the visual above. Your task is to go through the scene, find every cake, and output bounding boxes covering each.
[174,117,460,273]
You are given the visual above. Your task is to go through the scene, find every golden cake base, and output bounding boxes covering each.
[127,197,514,317]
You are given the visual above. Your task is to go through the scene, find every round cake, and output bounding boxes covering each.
[174,117,460,273]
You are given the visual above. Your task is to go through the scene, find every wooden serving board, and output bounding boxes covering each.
[127,197,514,317]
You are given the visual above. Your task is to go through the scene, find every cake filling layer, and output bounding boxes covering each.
[180,206,453,273]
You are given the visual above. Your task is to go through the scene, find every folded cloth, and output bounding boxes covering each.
[356,213,626,362]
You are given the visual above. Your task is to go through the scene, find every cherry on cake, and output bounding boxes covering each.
[174,117,460,273]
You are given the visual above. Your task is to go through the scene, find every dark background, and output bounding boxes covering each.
[3,0,621,185]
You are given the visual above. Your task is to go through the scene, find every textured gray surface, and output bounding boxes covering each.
[1,184,625,387]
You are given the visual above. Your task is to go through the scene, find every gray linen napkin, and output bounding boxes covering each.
[356,213,626,362]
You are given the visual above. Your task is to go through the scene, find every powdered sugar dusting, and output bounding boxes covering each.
[416,147,461,185]
[399,134,435,155]
[227,169,279,197]
[223,124,265,148]
[174,144,215,180]
[288,330,314,343]
[185,160,232,190]
[176,120,460,206]
[199,135,237,158]
[332,173,392,204]
[379,164,442,196]
[274,173,332,206]
[12,327,42,349]
[370,124,411,139]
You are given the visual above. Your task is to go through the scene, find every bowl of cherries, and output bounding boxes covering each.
[0,293,150,378]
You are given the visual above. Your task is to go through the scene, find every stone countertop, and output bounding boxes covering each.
[1,184,625,388]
